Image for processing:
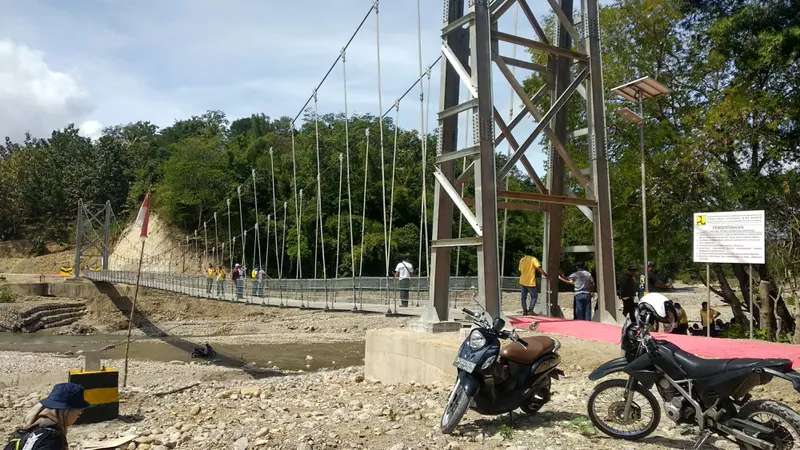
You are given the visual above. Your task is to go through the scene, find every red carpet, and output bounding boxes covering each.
[509,316,800,368]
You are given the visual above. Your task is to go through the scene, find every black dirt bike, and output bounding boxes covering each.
[587,298,800,450]
[191,343,217,359]
[441,303,563,434]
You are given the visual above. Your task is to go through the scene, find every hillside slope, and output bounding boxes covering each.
[0,214,199,275]
[110,213,203,275]
[0,241,88,274]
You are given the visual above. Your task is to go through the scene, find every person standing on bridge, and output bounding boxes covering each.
[206,264,215,295]
[232,264,244,300]
[215,265,226,298]
[394,256,414,307]
[251,267,259,297]
[518,247,552,316]
[257,267,266,297]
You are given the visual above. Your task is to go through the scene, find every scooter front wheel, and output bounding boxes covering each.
[441,380,472,434]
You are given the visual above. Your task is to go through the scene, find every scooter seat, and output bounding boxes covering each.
[501,336,555,365]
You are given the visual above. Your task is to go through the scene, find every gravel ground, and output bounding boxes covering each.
[1,334,798,450]
[0,352,711,450]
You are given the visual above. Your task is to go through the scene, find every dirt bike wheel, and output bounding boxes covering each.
[737,399,800,450]
[587,378,661,440]
[440,381,472,434]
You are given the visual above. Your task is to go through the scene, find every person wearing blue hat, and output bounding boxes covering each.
[643,261,673,295]
[4,383,89,450]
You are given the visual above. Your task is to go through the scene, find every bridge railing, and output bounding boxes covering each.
[83,269,526,311]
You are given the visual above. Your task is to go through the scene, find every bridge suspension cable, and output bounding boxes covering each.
[335,152,343,280]
[291,125,301,280]
[342,48,357,307]
[269,148,281,280]
[358,128,370,284]
[416,0,430,279]
[252,169,263,273]
[374,1,390,304]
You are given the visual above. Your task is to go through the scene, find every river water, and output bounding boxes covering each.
[0,333,365,371]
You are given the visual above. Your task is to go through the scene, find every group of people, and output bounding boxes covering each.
[205,263,268,299]
[518,249,605,321]
[205,264,228,296]
[517,252,728,335]
[518,250,597,320]
[666,301,727,336]
[518,249,677,322]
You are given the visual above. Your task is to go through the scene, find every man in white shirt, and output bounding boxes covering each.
[257,267,266,297]
[394,256,414,307]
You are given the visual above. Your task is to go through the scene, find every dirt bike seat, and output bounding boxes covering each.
[669,345,789,379]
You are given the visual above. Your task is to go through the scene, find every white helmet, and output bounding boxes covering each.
[638,293,676,326]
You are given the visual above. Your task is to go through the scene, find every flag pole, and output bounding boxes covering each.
[122,238,145,387]
[123,192,150,388]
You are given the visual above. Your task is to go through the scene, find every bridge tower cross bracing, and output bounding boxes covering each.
[73,199,113,277]
[426,0,618,324]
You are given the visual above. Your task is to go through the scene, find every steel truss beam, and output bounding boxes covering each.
[74,199,113,276]
[428,0,618,324]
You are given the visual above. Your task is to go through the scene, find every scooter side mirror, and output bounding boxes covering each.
[492,317,505,332]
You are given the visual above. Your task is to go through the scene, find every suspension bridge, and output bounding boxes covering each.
[72,0,621,324]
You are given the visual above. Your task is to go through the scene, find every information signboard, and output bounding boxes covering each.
[692,210,765,264]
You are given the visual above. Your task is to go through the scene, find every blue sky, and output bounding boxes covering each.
[0,0,601,174]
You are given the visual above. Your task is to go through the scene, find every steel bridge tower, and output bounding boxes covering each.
[73,199,113,278]
[426,0,618,324]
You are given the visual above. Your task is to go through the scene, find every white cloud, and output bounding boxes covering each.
[0,39,94,140]
[79,120,103,140]
[0,1,556,173]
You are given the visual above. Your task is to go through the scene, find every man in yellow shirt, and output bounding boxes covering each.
[673,302,689,334]
[215,265,226,297]
[206,264,215,294]
[518,248,552,316]
[700,301,720,336]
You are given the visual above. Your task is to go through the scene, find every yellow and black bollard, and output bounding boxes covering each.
[68,368,119,424]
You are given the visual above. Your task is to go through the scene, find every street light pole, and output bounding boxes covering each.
[611,76,670,296]
[638,92,649,294]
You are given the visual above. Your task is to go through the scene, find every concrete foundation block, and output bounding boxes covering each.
[365,328,462,385]
[406,319,463,334]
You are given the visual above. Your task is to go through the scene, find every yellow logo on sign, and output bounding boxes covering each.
[696,215,707,226]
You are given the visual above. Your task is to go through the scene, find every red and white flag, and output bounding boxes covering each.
[135,193,151,239]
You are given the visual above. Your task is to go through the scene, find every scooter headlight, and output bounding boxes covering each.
[468,330,487,350]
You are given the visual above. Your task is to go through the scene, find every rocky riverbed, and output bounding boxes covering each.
[0,360,705,450]
[6,342,794,450]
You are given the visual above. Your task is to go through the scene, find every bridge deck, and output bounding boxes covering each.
[86,273,442,316]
